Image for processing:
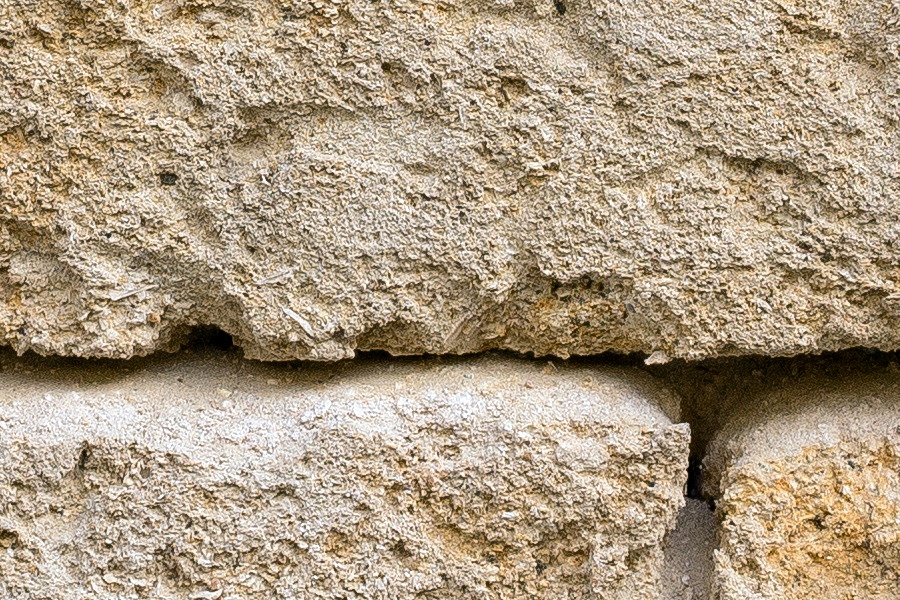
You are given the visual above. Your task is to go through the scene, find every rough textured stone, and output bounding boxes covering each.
[0,351,689,599]
[704,371,900,600]
[2,0,900,360]
[661,499,715,600]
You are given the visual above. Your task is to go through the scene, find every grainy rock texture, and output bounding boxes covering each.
[2,0,900,360]
[661,499,715,600]
[0,352,689,599]
[704,372,900,600]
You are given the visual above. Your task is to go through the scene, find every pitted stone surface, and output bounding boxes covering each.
[2,0,900,359]
[0,352,689,599]
[704,371,900,600]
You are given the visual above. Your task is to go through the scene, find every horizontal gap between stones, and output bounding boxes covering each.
[4,329,897,503]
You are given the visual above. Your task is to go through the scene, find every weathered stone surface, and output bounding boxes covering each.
[0,352,689,599]
[704,372,900,600]
[2,0,900,360]
[661,499,715,600]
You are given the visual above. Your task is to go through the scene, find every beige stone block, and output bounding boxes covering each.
[0,353,688,599]
[2,0,900,360]
[705,372,900,600]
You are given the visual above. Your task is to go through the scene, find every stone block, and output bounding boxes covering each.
[0,353,689,599]
[3,0,900,360]
[705,372,900,600]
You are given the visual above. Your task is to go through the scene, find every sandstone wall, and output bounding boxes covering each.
[4,0,900,598]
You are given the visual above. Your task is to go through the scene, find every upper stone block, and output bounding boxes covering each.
[2,0,899,359]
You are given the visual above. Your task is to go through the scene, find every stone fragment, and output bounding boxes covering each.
[0,352,689,599]
[2,0,900,360]
[704,371,900,600]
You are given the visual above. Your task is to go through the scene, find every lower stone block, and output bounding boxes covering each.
[0,353,688,599]
[704,372,900,600]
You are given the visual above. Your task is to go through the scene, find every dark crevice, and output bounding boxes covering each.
[685,458,715,509]
[686,458,704,500]
[76,442,92,473]
[184,326,235,352]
